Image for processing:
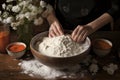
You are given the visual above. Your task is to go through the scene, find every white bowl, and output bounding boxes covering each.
[6,42,26,59]
[92,39,112,57]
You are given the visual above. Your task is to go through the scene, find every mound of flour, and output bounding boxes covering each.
[38,35,89,57]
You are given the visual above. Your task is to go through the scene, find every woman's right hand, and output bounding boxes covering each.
[49,21,64,37]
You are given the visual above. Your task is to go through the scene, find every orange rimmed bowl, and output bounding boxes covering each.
[6,42,26,59]
[92,38,112,57]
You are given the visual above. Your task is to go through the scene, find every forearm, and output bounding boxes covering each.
[47,10,59,25]
[87,13,113,31]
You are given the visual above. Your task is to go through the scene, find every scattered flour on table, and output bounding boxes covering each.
[18,59,85,79]
[18,57,118,79]
[38,35,89,57]
[103,63,118,75]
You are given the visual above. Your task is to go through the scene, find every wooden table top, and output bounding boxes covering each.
[0,31,120,80]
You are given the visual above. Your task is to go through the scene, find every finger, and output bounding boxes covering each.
[80,31,88,42]
[49,28,52,37]
[73,26,83,42]
[49,32,53,37]
[71,26,79,41]
[76,30,86,42]
[55,22,64,35]
[49,30,57,37]
[49,26,54,37]
[49,34,52,37]
[52,24,60,36]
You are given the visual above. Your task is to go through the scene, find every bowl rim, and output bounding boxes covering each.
[30,32,91,58]
[6,42,26,53]
[92,38,112,50]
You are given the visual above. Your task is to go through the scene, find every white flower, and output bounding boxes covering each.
[38,7,43,13]
[89,63,99,75]
[6,0,14,3]
[11,20,24,28]
[11,21,21,30]
[25,12,31,20]
[40,1,47,8]
[2,17,13,24]
[16,14,25,20]
[6,5,13,11]
[25,12,35,21]
[2,12,9,18]
[12,5,21,13]
[2,3,6,10]
[19,1,25,6]
[6,17,14,23]
[3,19,7,23]
[0,17,2,22]
[29,5,38,14]
[0,0,47,30]
[19,1,29,7]
[0,11,1,15]
[18,0,22,1]
[103,63,118,75]
[34,17,43,26]
[28,4,33,10]
[12,26,17,30]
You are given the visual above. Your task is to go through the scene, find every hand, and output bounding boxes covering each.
[49,21,64,37]
[71,25,93,42]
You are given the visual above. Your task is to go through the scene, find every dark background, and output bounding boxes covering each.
[0,0,120,31]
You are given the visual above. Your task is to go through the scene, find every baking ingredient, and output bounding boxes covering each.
[18,59,118,79]
[39,35,89,57]
[93,39,111,49]
[8,44,25,52]
[18,59,84,79]
[103,63,118,75]
[0,31,10,53]
[89,63,99,75]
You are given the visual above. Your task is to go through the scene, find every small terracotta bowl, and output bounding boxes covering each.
[6,42,26,59]
[92,39,112,57]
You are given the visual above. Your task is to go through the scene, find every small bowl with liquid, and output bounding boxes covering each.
[6,42,26,59]
[92,39,112,57]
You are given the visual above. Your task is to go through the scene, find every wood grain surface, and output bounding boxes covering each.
[0,31,120,80]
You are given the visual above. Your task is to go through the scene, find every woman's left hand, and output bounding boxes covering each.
[71,25,93,42]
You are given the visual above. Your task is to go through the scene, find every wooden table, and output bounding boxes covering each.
[0,31,120,80]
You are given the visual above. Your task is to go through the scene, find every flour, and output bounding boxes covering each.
[38,35,89,57]
[103,63,118,75]
[18,59,84,79]
[18,57,118,79]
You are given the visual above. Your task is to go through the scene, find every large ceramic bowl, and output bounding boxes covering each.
[30,31,91,69]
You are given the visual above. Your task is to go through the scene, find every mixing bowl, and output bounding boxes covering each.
[30,31,91,69]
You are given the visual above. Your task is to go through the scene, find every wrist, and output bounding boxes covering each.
[84,25,96,35]
[87,23,97,31]
[47,11,58,25]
